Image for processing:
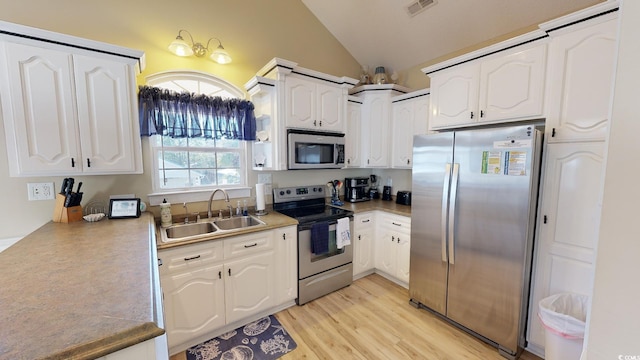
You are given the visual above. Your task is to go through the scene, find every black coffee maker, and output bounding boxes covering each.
[368,175,380,199]
[345,177,370,202]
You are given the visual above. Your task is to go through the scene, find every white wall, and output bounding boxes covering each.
[584,0,640,358]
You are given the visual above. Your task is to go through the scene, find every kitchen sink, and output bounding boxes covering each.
[165,222,217,239]
[214,215,265,230]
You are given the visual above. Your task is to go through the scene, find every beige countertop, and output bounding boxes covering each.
[334,198,412,217]
[0,212,164,360]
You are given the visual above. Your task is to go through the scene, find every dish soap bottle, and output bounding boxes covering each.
[160,199,172,227]
[236,200,241,216]
[242,200,248,216]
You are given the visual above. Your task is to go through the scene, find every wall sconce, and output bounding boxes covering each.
[168,29,232,64]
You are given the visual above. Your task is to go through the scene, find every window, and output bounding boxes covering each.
[145,71,248,193]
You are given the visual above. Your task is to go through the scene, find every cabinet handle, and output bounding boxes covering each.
[358,235,361,240]
[244,243,258,248]
[71,158,75,168]
[543,215,548,224]
[184,255,201,261]
[319,121,322,127]
[367,159,370,164]
[158,258,163,267]
[470,111,474,119]
[87,158,91,167]
[347,159,351,164]
[397,237,400,244]
[362,219,370,223]
[407,159,410,165]
[218,271,222,279]
[391,236,395,242]
[282,234,286,240]
[313,120,317,126]
[392,222,401,226]
[551,128,556,137]
[480,110,485,118]
[228,268,231,276]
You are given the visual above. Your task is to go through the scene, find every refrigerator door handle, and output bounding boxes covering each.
[448,163,460,265]
[441,163,452,263]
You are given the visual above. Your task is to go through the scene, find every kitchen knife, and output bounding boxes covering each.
[76,182,82,193]
[66,178,74,195]
[60,178,69,195]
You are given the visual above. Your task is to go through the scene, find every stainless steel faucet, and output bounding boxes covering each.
[208,188,230,218]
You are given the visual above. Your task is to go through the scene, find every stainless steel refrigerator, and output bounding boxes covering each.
[409,125,542,358]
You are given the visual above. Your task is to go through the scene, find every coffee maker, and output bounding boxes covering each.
[368,175,380,199]
[345,177,370,202]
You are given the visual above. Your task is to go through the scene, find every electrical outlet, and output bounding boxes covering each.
[27,182,56,201]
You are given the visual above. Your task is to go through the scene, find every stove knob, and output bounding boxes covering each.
[286,189,291,195]
[312,187,318,192]
[279,191,285,196]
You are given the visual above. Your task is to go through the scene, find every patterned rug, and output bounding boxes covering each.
[186,315,297,360]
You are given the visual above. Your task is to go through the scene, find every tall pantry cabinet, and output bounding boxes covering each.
[526,12,618,353]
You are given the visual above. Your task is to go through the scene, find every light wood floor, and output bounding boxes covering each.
[170,274,542,360]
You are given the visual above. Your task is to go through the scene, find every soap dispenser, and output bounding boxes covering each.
[160,199,172,227]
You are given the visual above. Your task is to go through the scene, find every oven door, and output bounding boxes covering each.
[298,219,353,279]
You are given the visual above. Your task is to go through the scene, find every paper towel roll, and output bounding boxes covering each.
[256,183,266,211]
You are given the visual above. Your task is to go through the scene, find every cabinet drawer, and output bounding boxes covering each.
[224,231,274,260]
[378,214,411,234]
[159,240,224,275]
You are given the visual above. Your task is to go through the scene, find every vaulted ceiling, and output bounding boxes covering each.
[301,0,605,74]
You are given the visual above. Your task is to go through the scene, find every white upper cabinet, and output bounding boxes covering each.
[391,90,430,168]
[345,97,363,167]
[543,17,618,142]
[428,44,547,130]
[0,22,143,177]
[350,84,413,168]
[285,76,344,132]
[245,58,357,170]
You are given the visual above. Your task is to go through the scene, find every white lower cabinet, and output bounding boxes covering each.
[374,213,411,285]
[353,212,375,277]
[159,227,296,354]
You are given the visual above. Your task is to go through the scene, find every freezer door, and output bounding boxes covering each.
[446,125,540,353]
[409,132,454,315]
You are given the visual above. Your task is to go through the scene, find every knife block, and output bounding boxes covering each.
[53,194,83,223]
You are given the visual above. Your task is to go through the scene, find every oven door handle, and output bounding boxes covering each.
[298,219,345,232]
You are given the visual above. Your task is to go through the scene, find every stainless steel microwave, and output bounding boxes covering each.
[287,130,345,169]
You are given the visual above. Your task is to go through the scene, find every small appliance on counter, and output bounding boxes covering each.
[396,191,412,205]
[382,185,393,201]
[368,175,380,199]
[344,177,370,202]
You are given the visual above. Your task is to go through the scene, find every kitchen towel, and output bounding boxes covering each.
[310,222,329,254]
[336,217,351,249]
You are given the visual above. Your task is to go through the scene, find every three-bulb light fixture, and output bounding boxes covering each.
[168,29,232,64]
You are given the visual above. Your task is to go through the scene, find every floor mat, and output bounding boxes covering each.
[186,315,297,360]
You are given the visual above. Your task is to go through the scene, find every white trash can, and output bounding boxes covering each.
[538,293,588,360]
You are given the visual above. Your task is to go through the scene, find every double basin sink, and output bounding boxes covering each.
[161,215,266,242]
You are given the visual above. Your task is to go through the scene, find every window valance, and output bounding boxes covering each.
[138,85,256,141]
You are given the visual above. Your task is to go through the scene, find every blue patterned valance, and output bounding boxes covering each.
[138,85,256,141]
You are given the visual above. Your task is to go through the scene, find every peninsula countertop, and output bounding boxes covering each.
[0,212,164,360]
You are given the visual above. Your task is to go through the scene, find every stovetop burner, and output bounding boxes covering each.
[272,185,353,224]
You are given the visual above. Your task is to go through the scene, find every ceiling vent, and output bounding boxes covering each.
[406,0,436,17]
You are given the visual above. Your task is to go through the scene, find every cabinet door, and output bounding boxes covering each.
[224,251,276,324]
[353,212,375,277]
[161,263,225,349]
[73,55,141,173]
[527,142,604,349]
[478,45,546,123]
[365,94,390,167]
[345,101,362,167]
[375,227,397,276]
[428,64,479,129]
[396,232,411,284]
[545,19,617,142]
[275,226,297,304]
[285,76,315,129]
[391,95,429,168]
[316,82,343,132]
[0,41,80,175]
